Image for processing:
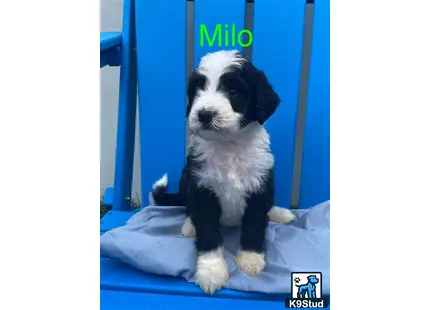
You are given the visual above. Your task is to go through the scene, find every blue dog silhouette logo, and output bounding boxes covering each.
[291,272,322,299]
[294,275,319,298]
[286,272,328,308]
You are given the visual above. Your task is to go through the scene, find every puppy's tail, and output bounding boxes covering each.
[150,174,185,206]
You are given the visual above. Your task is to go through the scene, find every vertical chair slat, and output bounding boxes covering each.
[252,0,306,208]
[299,0,330,208]
[112,0,138,210]
[135,0,187,206]
[290,2,315,209]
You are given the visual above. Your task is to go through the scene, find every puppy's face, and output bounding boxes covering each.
[186,50,280,139]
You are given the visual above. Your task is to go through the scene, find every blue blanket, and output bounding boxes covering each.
[100,200,330,295]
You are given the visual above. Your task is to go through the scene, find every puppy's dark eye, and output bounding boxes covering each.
[229,88,237,95]
[196,80,206,90]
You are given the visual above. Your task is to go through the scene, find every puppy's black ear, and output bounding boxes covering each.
[186,70,206,117]
[254,70,280,125]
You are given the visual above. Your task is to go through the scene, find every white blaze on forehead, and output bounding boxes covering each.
[197,50,245,91]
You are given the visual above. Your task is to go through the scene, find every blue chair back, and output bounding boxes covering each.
[111,0,329,210]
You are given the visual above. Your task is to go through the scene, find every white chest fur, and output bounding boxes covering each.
[188,124,274,227]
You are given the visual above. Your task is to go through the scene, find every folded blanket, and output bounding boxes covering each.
[100,200,330,295]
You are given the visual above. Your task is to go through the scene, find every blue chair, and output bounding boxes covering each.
[100,0,329,308]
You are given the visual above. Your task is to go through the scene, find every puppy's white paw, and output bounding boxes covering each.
[194,248,229,295]
[181,217,196,237]
[235,249,266,277]
[268,206,296,224]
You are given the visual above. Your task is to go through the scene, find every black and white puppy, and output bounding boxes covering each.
[151,50,290,294]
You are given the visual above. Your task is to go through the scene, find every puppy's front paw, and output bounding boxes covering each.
[268,206,296,224]
[181,217,196,237]
[235,249,266,277]
[194,248,229,295]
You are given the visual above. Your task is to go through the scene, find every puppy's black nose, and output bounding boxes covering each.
[198,109,217,125]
